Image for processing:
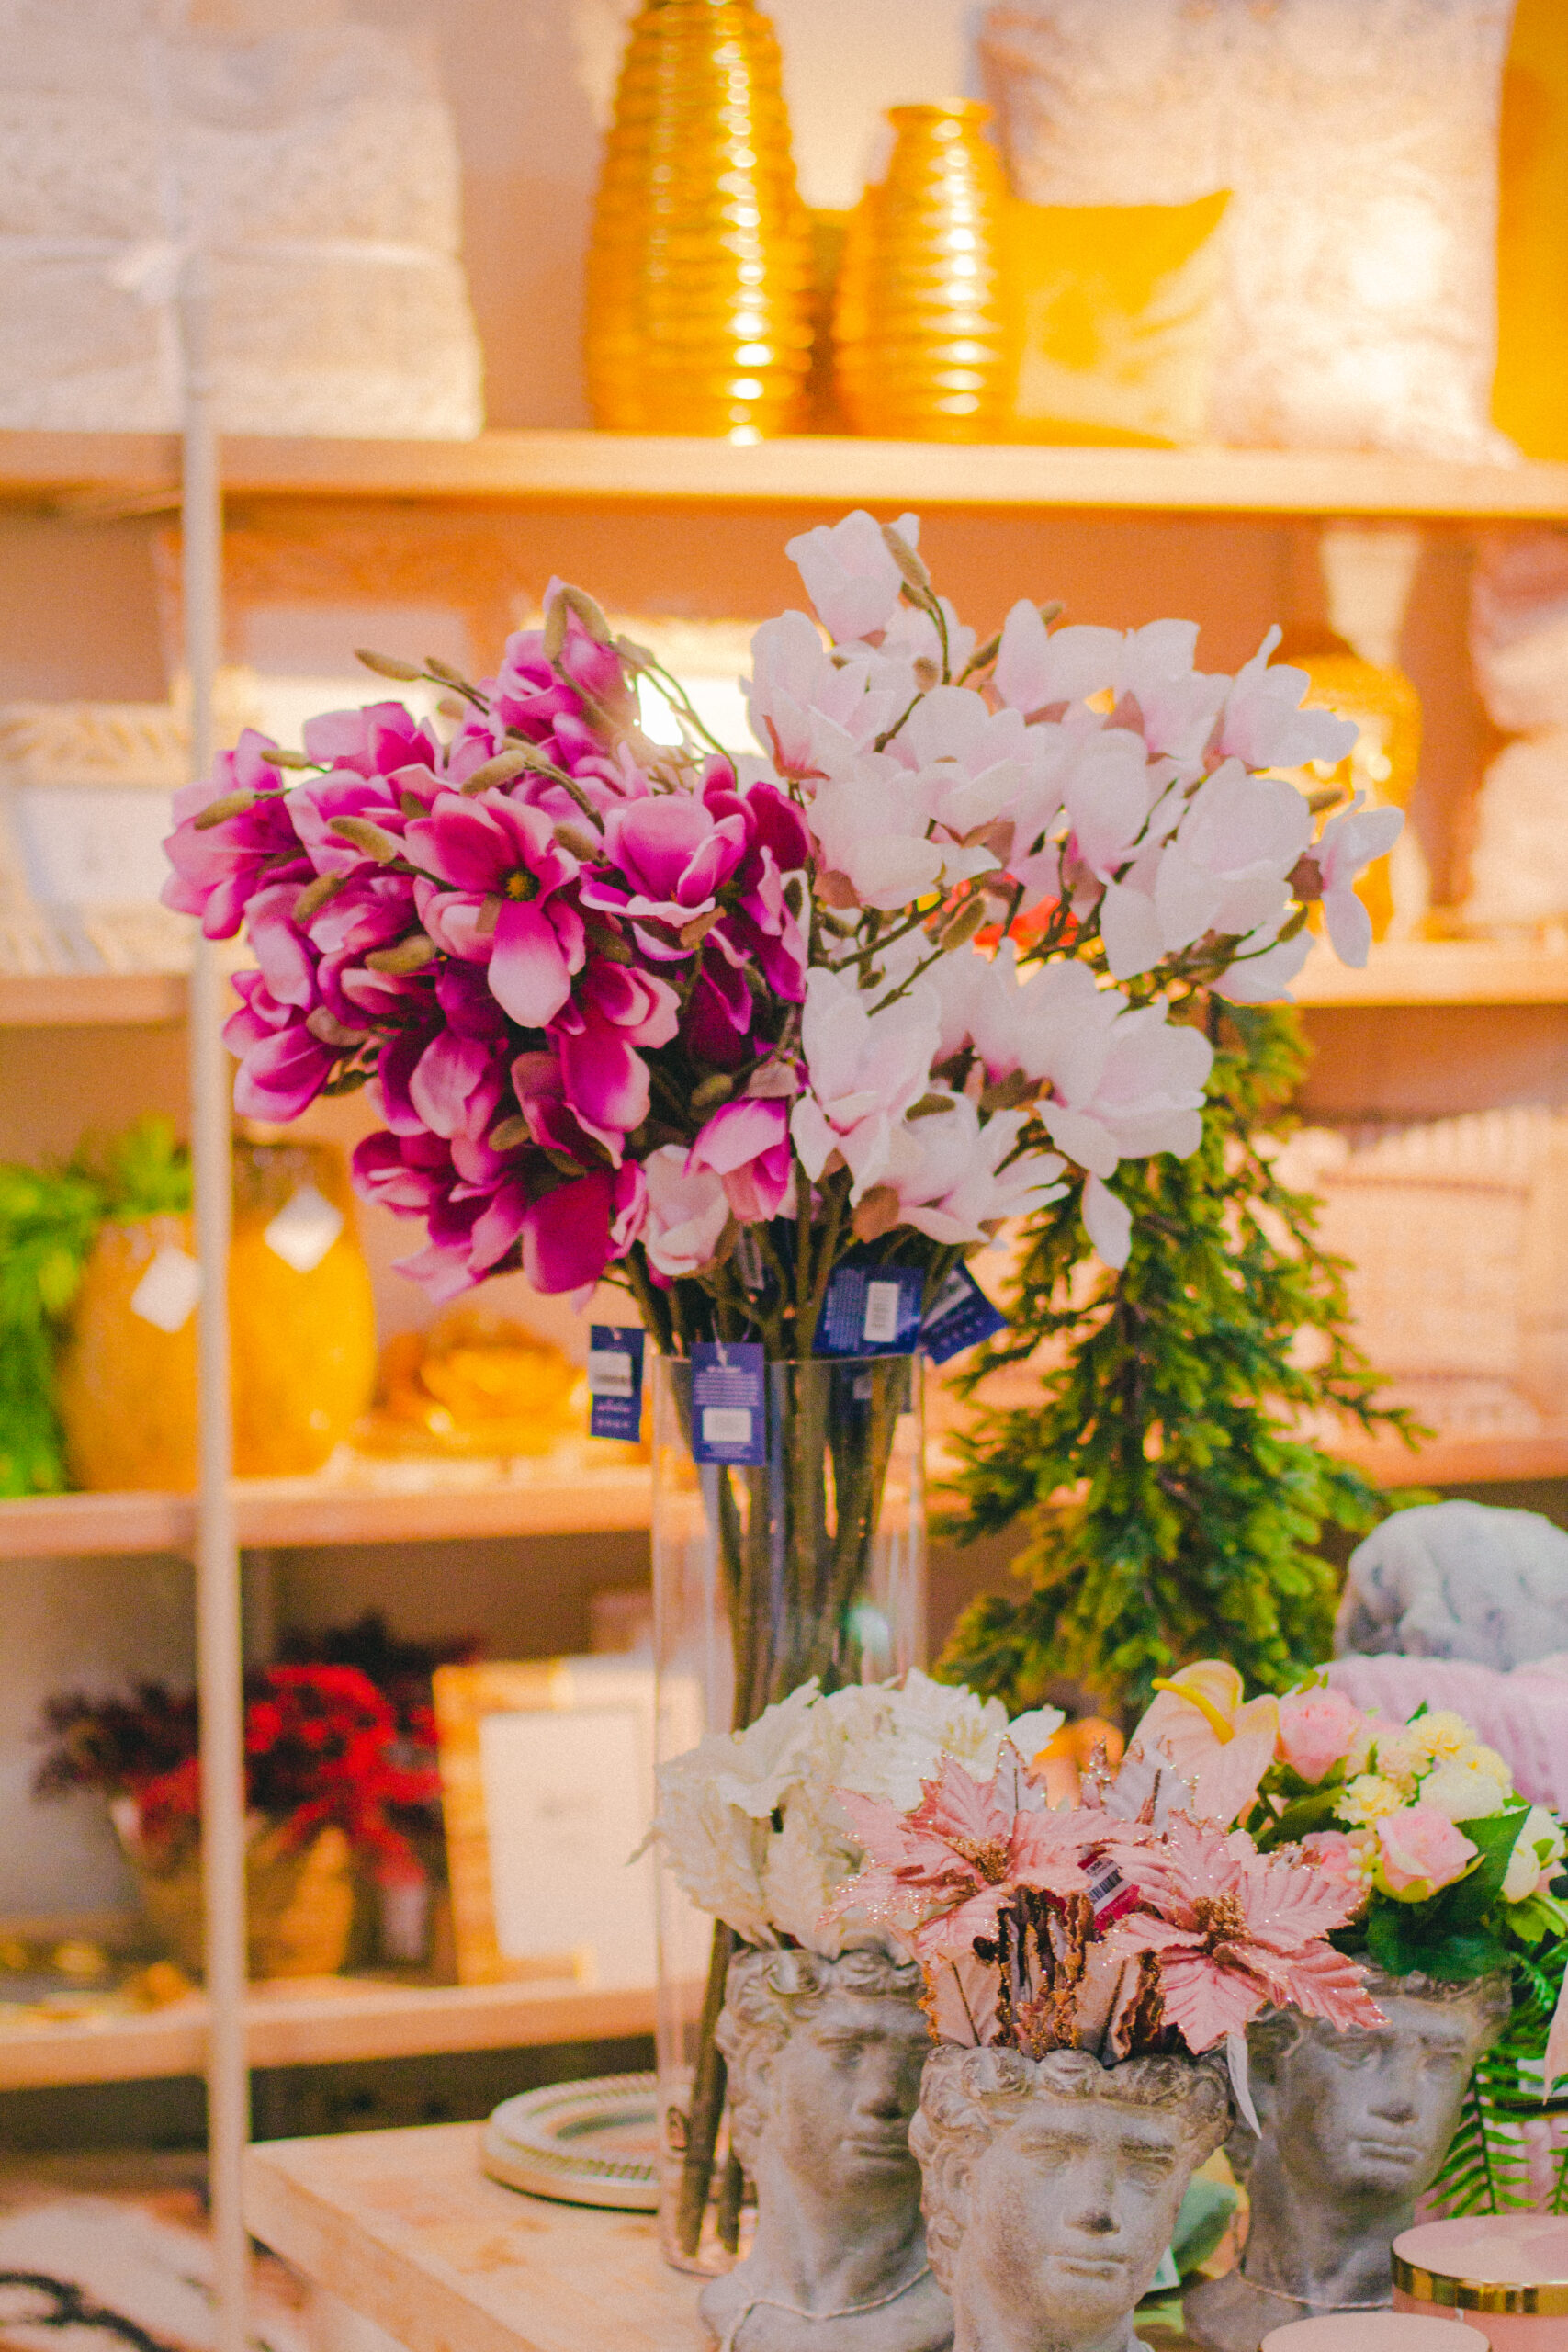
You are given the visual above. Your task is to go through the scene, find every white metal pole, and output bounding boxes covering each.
[178,254,251,2352]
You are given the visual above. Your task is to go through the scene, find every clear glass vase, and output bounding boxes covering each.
[650,1351,926,2275]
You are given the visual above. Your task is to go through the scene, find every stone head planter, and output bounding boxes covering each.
[699,1944,953,2352]
[1185,1967,1514,2352]
[910,2041,1233,2352]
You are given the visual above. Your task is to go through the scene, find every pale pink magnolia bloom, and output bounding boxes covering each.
[806,752,950,910]
[1372,1804,1478,1903]
[790,966,941,1202]
[641,1145,729,1278]
[784,509,919,644]
[1040,1002,1213,1182]
[1216,628,1360,772]
[1306,792,1405,967]
[745,611,896,776]
[1210,928,1314,1006]
[1058,729,1169,889]
[1124,1663,1280,1830]
[993,604,1122,711]
[1099,762,1313,983]
[1102,1813,1384,2052]
[685,1097,793,1223]
[1276,1686,1371,1785]
[883,1094,1065,1244]
[827,1743,1101,1960]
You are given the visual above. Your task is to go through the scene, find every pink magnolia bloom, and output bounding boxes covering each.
[686,1098,792,1223]
[790,967,942,1203]
[700,771,810,1001]
[993,605,1122,712]
[405,789,584,1028]
[746,610,896,777]
[225,974,338,1122]
[582,794,750,945]
[784,509,919,644]
[1099,762,1313,984]
[1372,1804,1478,1904]
[162,731,310,937]
[884,1096,1065,1244]
[1040,1001,1213,1181]
[806,753,950,910]
[1103,1814,1384,2052]
[1276,1686,1370,1785]
[548,958,681,1157]
[642,1146,729,1278]
[829,1746,1101,1960]
[520,1162,646,1295]
[1300,792,1405,968]
[300,699,442,780]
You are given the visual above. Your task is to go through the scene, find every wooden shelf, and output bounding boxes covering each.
[1331,1424,1568,1488]
[0,1973,654,2092]
[0,1463,653,1559]
[1292,942,1568,1008]
[0,971,188,1026]
[4,426,1568,520]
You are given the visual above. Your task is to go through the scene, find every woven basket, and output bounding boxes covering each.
[117,1809,355,1981]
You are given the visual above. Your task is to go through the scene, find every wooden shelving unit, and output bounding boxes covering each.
[0,971,188,1027]
[0,1463,654,1560]
[0,1973,656,2092]
[3,426,1568,519]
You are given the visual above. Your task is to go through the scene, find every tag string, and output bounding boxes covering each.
[716,2261,933,2352]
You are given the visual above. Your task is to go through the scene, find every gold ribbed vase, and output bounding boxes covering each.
[585,0,815,439]
[834,101,1019,441]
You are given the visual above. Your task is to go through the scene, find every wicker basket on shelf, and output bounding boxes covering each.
[113,1804,356,1981]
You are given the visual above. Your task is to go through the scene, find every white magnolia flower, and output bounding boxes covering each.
[1305,792,1405,967]
[1059,729,1172,888]
[885,1094,1066,1244]
[1210,929,1314,1005]
[791,965,941,1201]
[1040,1003,1213,1178]
[785,508,919,644]
[807,753,949,909]
[1099,762,1313,982]
[642,1146,729,1278]
[1216,627,1360,772]
[746,610,896,775]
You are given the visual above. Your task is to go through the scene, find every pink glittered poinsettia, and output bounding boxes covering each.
[1099,1813,1385,2053]
[829,1745,1102,1960]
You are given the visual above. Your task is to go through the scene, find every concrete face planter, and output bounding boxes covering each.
[1185,1969,1513,2352]
[699,1947,953,2352]
[911,2043,1233,2352]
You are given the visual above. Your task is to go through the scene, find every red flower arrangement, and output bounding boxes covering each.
[37,1665,439,1876]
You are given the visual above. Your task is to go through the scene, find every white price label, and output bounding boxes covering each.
[701,1406,752,1447]
[588,1348,635,1397]
[264,1183,344,1273]
[863,1279,902,1345]
[130,1244,202,1333]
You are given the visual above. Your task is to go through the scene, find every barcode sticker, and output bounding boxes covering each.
[1086,1861,1139,1929]
[588,1325,645,1440]
[818,1263,923,1357]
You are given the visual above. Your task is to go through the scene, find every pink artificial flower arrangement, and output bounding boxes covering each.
[828,1735,1382,2086]
[163,513,1394,1343]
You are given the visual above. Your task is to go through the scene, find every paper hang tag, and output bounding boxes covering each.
[690,1341,766,1465]
[263,1182,344,1274]
[919,1262,1008,1365]
[818,1263,925,1358]
[130,1243,203,1334]
[588,1324,646,1442]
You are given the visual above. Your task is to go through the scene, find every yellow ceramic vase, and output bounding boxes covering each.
[57,1137,378,1489]
[834,102,1019,442]
[585,0,815,439]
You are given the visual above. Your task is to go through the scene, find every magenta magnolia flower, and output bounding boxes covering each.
[227,976,339,1123]
[163,731,309,938]
[547,957,680,1157]
[687,1097,792,1222]
[300,700,442,780]
[405,789,584,1028]
[1100,1814,1384,2052]
[831,1747,1101,1960]
[582,794,750,947]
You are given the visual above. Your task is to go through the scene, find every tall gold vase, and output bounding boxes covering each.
[585,0,815,439]
[834,102,1019,441]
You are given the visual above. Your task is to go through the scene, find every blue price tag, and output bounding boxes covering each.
[588,1325,646,1441]
[818,1262,925,1357]
[920,1263,1008,1364]
[691,1341,766,1464]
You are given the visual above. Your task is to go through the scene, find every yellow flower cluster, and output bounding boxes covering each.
[1333,1721,1514,1830]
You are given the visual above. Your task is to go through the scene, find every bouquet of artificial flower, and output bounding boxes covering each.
[163,507,1391,1325]
[1119,1661,1568,2209]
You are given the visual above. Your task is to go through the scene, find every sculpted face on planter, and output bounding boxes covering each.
[699,1947,952,2352]
[1185,1970,1513,2352]
[912,2044,1232,2352]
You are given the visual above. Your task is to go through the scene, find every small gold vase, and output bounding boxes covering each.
[833,101,1019,442]
[585,0,815,439]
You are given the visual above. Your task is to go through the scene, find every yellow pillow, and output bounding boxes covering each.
[1008,190,1230,447]
[1494,0,1568,461]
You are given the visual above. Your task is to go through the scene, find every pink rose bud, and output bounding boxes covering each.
[1276,1686,1369,1784]
[1374,1804,1478,1902]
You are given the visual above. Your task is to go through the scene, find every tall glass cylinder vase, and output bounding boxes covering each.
[650,1352,926,2275]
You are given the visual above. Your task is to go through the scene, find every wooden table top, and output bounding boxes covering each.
[243,2121,706,2352]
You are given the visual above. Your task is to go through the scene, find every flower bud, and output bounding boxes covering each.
[193,789,258,830]
[328,815,402,865]
[457,749,530,797]
[355,648,424,683]
[365,930,436,974]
